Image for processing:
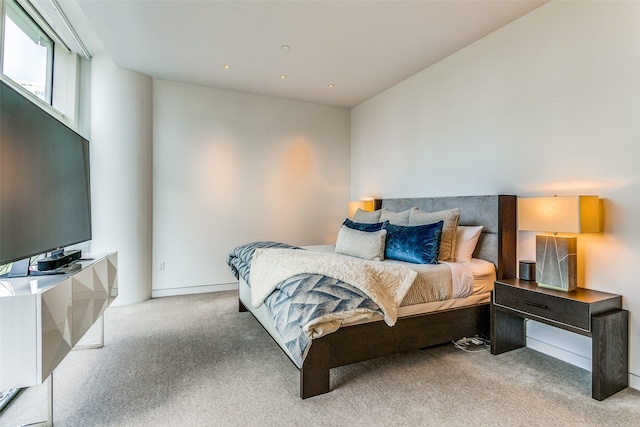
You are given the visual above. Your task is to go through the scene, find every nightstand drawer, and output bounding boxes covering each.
[494,282,590,331]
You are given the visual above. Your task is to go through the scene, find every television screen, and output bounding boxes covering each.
[0,79,91,266]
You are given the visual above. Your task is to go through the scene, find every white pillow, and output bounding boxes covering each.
[353,208,382,224]
[379,208,415,226]
[454,225,483,263]
[335,226,387,261]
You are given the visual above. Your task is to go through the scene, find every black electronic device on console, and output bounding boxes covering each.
[519,260,536,281]
[37,249,82,272]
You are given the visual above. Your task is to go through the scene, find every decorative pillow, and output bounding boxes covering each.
[408,208,460,262]
[335,226,387,261]
[454,225,483,263]
[353,208,382,224]
[382,221,443,264]
[379,208,415,226]
[343,218,388,232]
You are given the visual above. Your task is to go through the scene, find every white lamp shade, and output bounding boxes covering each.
[518,196,599,233]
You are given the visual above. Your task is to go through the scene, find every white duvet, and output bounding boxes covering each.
[250,248,418,327]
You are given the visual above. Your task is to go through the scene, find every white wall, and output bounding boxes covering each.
[89,55,153,305]
[351,1,640,388]
[152,81,350,297]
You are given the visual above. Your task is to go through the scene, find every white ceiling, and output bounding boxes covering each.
[65,1,547,109]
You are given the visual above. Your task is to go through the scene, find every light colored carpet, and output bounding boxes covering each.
[1,291,639,426]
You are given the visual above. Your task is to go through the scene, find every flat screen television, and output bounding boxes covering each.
[0,79,91,268]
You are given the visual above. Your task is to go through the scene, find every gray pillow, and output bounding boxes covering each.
[335,226,387,261]
[408,208,460,262]
[379,208,414,226]
[353,208,382,224]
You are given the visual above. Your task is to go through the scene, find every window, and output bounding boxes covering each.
[1,0,53,103]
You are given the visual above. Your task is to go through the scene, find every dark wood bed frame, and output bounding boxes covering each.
[239,195,517,399]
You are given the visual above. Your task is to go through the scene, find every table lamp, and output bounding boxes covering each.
[348,199,375,219]
[518,196,599,291]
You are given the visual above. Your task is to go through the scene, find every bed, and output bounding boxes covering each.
[228,195,516,398]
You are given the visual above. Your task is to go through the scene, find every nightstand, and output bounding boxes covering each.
[490,278,628,400]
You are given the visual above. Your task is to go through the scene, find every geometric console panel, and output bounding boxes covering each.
[0,253,118,390]
[71,254,118,345]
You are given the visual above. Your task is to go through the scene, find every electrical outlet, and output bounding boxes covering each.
[159,261,165,271]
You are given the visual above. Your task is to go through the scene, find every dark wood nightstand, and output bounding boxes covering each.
[490,278,628,401]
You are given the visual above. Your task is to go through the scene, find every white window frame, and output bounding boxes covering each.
[1,0,54,101]
[0,0,82,127]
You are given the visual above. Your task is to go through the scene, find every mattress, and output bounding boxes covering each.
[348,257,495,325]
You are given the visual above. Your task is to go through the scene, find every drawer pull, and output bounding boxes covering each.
[524,301,548,309]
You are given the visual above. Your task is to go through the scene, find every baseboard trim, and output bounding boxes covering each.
[152,282,238,298]
[629,372,640,391]
[526,335,591,371]
[527,335,639,392]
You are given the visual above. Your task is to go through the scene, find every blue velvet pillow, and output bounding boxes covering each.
[383,221,444,264]
[343,218,389,232]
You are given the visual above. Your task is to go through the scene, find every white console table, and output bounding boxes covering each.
[0,252,118,393]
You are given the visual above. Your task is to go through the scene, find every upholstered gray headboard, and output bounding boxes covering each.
[378,195,517,280]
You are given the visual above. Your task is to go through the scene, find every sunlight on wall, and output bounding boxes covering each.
[277,137,317,189]
[196,134,240,203]
[285,137,315,177]
[264,136,318,215]
[260,135,350,245]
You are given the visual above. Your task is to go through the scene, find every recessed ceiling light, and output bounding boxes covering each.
[281,45,290,51]
[223,64,231,69]
[280,75,287,79]
[328,84,335,88]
